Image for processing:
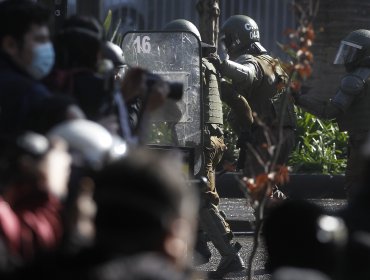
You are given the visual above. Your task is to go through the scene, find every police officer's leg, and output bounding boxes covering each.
[200,135,245,277]
[194,134,223,264]
[194,227,211,265]
[199,201,245,277]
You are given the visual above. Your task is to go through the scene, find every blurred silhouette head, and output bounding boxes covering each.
[264,199,347,277]
[93,148,199,268]
[55,15,105,70]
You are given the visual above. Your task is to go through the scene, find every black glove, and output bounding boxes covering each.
[207,53,223,72]
[289,89,302,104]
[236,129,254,149]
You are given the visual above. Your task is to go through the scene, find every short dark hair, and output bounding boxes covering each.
[0,0,50,43]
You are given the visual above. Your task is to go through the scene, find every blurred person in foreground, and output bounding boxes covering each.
[0,0,79,135]
[264,199,348,280]
[338,132,370,280]
[101,42,174,144]
[90,148,200,279]
[48,15,168,145]
[9,146,200,280]
[0,132,71,276]
[47,15,120,133]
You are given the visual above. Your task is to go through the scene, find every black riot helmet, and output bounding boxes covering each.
[220,15,266,59]
[101,41,129,81]
[163,19,216,53]
[334,29,370,70]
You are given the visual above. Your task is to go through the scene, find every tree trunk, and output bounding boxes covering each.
[299,0,370,100]
[196,0,220,51]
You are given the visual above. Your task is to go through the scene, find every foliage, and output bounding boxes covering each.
[276,15,347,175]
[103,10,123,45]
[277,0,347,175]
[148,122,177,145]
[103,9,112,36]
[289,107,348,174]
[222,103,239,161]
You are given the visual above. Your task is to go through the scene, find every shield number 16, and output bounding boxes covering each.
[133,35,151,54]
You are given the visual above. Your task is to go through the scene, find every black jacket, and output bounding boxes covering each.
[0,52,51,135]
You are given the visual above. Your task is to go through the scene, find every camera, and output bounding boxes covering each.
[145,72,183,101]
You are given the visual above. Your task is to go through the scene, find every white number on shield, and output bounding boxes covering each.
[133,36,151,54]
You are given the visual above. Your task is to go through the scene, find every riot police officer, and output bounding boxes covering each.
[213,15,297,197]
[293,29,370,199]
[164,19,249,278]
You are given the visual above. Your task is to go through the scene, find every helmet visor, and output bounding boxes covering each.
[333,41,363,65]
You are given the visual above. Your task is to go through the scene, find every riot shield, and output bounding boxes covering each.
[121,31,203,175]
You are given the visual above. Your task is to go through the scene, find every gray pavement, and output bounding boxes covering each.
[191,198,348,280]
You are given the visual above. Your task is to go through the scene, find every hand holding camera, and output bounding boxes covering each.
[121,67,183,110]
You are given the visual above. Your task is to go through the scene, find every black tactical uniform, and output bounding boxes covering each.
[164,19,248,278]
[294,29,370,199]
[217,15,297,182]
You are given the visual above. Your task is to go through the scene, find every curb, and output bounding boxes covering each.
[216,172,346,199]
[216,172,346,233]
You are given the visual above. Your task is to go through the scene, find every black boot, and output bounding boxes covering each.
[199,206,246,278]
[208,241,245,279]
[193,231,211,265]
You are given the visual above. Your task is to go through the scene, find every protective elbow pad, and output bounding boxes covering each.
[339,74,365,95]
[221,59,254,85]
[331,74,365,111]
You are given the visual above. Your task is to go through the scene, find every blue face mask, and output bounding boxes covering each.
[26,42,55,80]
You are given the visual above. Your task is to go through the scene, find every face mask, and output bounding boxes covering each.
[26,42,55,80]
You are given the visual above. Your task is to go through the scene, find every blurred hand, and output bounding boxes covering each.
[97,114,120,135]
[145,78,169,112]
[120,67,169,114]
[120,67,147,102]
[38,137,71,200]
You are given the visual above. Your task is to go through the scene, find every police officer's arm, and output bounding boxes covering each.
[219,59,259,87]
[220,79,253,128]
[294,74,365,119]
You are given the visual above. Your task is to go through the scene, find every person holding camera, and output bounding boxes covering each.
[121,67,170,144]
[46,15,132,142]
[104,42,185,145]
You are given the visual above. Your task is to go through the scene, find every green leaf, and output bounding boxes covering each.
[110,18,122,42]
[103,9,112,35]
[288,108,348,175]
